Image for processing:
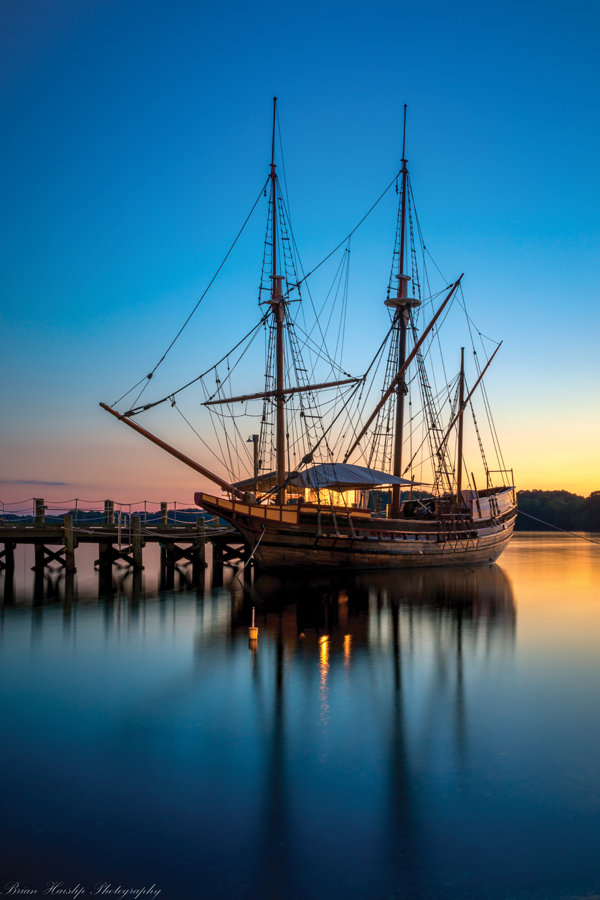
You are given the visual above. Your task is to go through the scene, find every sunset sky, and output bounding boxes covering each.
[1,0,599,511]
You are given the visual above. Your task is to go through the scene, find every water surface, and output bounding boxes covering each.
[1,534,600,899]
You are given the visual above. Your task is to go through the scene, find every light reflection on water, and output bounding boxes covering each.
[1,534,599,899]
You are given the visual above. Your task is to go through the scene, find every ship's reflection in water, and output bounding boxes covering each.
[213,565,516,899]
[3,546,600,900]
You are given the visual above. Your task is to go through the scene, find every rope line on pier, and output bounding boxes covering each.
[69,526,231,539]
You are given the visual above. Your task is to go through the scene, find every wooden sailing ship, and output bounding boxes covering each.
[102,100,517,569]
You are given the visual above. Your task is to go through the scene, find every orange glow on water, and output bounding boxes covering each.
[343,634,352,669]
[499,533,600,654]
[319,636,330,733]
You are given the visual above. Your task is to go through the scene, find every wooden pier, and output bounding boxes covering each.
[0,498,250,589]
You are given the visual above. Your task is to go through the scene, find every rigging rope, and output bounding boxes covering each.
[119,178,269,409]
[121,313,270,416]
[288,170,401,293]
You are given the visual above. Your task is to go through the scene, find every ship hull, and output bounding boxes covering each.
[195,492,516,570]
[246,523,514,569]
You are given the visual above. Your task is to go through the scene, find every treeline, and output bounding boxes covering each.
[516,490,600,532]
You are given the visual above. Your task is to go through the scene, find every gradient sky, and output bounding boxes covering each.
[1,0,599,510]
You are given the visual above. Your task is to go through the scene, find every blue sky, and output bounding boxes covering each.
[1,0,599,506]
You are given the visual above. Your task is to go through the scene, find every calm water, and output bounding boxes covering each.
[1,534,600,899]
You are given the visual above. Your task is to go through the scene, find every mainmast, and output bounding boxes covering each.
[270,97,287,504]
[456,347,465,502]
[390,105,420,518]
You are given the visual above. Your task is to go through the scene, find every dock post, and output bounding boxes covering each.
[33,544,45,572]
[97,541,112,569]
[32,498,46,572]
[192,517,206,587]
[198,516,206,566]
[161,502,168,525]
[98,561,113,597]
[212,541,224,588]
[0,541,16,572]
[3,564,15,604]
[164,542,175,590]
[33,570,45,603]
[132,516,144,570]
[64,572,75,609]
[63,515,77,573]
[131,569,142,606]
[35,498,45,525]
[104,500,115,525]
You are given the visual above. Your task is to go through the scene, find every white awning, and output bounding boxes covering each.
[289,463,426,491]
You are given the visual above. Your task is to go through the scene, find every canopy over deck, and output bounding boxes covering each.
[289,463,425,491]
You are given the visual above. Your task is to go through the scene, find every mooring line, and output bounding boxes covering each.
[517,510,600,547]
[236,525,267,581]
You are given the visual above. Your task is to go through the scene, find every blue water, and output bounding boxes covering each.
[1,535,600,899]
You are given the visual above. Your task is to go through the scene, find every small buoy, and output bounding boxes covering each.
[249,606,258,640]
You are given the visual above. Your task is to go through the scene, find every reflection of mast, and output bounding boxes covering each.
[385,599,419,887]
[256,611,290,895]
[454,602,467,769]
[389,600,411,801]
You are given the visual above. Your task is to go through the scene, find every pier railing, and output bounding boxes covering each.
[1,497,221,527]
[0,497,247,579]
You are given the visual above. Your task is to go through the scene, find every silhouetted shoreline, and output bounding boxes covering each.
[515,489,600,531]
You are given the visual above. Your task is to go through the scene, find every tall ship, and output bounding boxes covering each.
[102,100,517,569]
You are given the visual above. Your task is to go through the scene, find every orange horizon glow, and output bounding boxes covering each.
[1,418,598,512]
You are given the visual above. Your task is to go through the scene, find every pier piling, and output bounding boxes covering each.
[104,500,115,525]
[1,503,243,593]
[63,515,77,573]
[132,516,144,570]
[35,498,45,525]
[0,541,15,572]
[192,517,206,587]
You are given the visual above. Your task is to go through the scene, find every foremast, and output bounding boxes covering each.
[389,106,420,517]
[270,97,287,505]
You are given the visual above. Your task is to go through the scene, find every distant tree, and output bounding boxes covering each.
[582,492,600,531]
[516,489,598,531]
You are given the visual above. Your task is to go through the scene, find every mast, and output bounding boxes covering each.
[391,105,411,518]
[270,96,286,504]
[456,347,465,502]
